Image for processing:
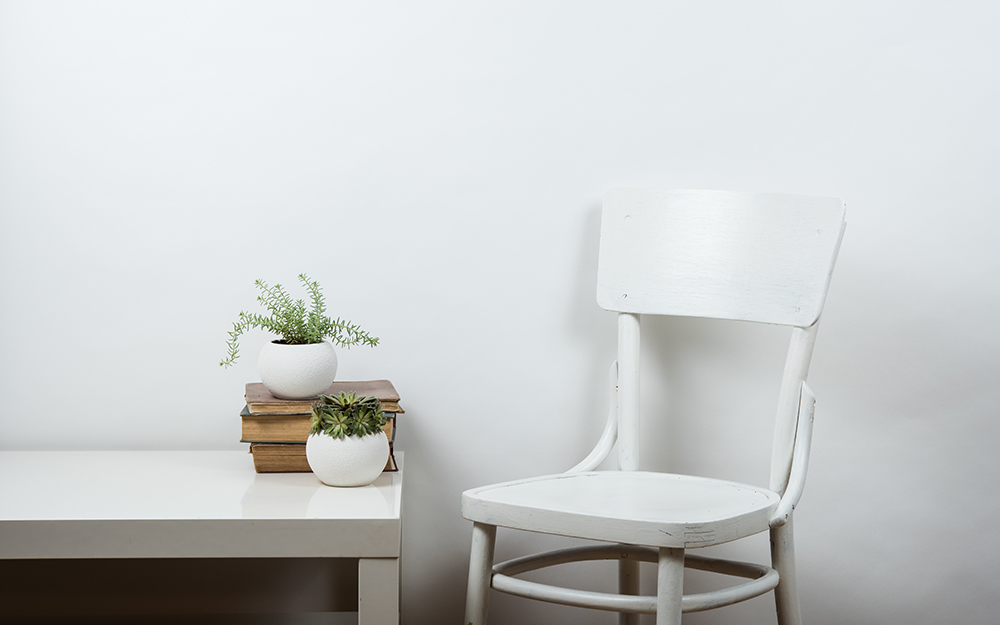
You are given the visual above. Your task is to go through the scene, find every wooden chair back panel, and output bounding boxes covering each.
[597,189,846,327]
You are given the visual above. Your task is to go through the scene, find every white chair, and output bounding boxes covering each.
[462,189,846,625]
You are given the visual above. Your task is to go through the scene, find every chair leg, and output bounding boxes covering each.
[619,550,640,625]
[656,547,684,625]
[771,517,803,625]
[465,522,497,625]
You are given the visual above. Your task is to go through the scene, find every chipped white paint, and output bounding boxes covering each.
[770,382,817,528]
[596,188,845,326]
[567,360,619,473]
[463,471,779,549]
[616,313,640,472]
[487,545,779,615]
[463,189,845,625]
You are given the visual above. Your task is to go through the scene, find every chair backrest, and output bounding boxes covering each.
[596,189,846,491]
[598,188,845,326]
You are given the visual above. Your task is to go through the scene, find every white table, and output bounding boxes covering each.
[0,450,403,624]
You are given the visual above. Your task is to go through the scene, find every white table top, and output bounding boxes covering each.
[0,450,403,559]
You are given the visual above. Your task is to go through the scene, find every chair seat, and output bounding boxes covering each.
[462,471,781,549]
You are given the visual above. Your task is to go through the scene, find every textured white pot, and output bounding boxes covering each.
[258,340,338,399]
[306,431,389,487]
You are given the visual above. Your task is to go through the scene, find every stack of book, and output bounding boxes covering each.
[241,379,403,474]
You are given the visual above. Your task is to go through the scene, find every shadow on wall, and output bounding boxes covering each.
[564,201,620,463]
[640,314,789,484]
[407,212,999,625]
[797,258,1000,625]
[634,258,1000,625]
[396,422,471,625]
[398,200,620,625]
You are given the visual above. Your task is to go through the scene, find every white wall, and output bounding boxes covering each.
[2,1,998,623]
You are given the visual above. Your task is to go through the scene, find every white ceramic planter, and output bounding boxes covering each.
[306,431,390,487]
[258,340,338,399]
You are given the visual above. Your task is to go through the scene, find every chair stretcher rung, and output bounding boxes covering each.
[490,545,780,614]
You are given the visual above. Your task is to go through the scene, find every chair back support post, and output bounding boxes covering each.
[617,312,641,471]
[768,322,819,494]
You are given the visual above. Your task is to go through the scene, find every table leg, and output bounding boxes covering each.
[358,557,399,625]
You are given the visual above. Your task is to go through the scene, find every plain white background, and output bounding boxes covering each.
[1,1,998,624]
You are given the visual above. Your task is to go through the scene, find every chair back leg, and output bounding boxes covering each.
[770,518,803,625]
[656,547,685,625]
[619,552,640,625]
[466,522,498,625]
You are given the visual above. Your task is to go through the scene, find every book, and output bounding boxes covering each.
[244,379,403,475]
[240,406,396,444]
[245,380,403,415]
[249,443,312,473]
[249,443,398,474]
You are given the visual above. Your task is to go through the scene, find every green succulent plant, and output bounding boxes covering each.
[310,392,388,440]
[220,273,378,367]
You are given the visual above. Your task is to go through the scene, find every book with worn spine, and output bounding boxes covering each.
[242,380,403,474]
[245,380,403,415]
[240,406,396,444]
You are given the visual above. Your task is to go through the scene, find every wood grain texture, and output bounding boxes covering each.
[597,189,845,326]
[488,546,779,615]
[462,187,845,624]
[463,471,779,549]
[464,522,497,625]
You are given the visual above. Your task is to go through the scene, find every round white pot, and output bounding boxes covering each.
[258,340,338,399]
[306,431,389,487]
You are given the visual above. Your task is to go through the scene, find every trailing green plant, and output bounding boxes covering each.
[220,273,378,367]
[310,392,387,440]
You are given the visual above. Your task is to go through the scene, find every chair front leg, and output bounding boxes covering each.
[465,522,498,625]
[656,547,684,625]
[771,516,803,625]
